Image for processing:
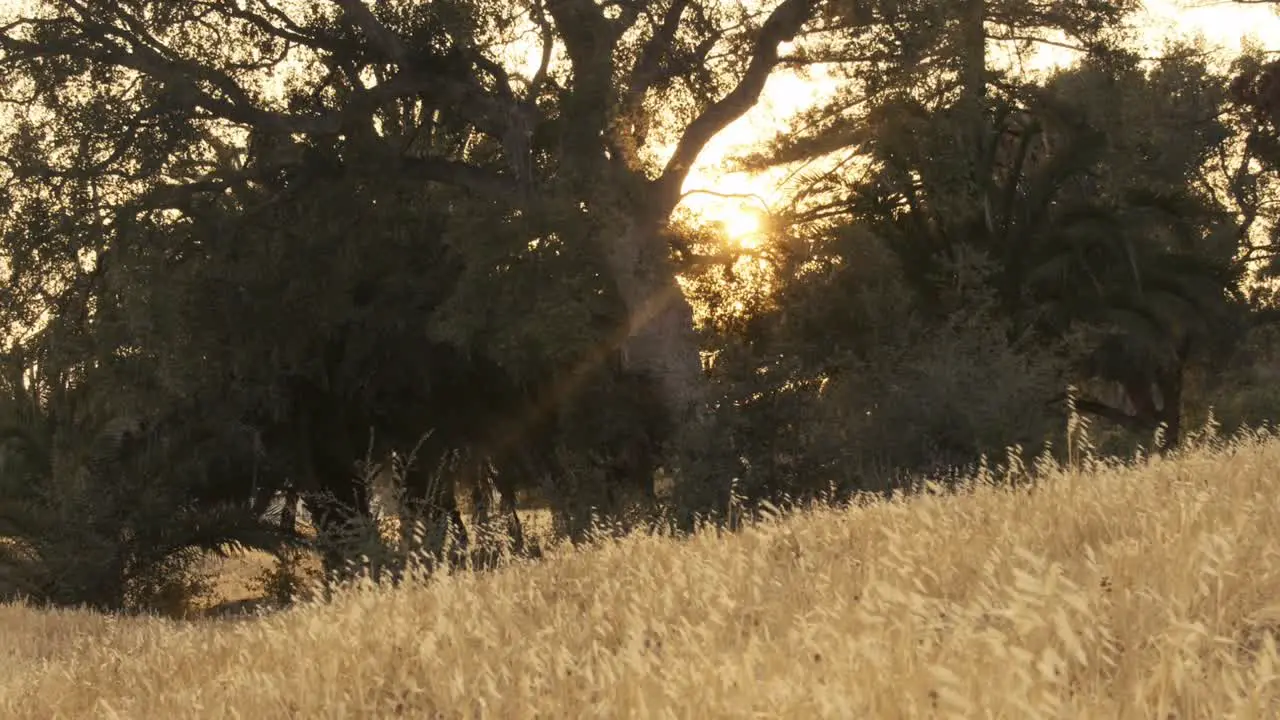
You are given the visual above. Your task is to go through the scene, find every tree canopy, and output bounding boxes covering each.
[2,0,1280,615]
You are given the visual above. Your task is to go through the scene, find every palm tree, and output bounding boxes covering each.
[851,90,1241,449]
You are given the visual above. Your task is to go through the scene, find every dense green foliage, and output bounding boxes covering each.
[1,0,1280,614]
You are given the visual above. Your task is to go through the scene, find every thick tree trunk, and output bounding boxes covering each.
[603,220,705,421]
[1154,341,1190,451]
[1158,374,1183,450]
[600,218,718,519]
[500,485,526,556]
[280,484,298,535]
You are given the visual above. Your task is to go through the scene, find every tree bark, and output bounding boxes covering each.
[595,213,724,521]
[603,220,706,431]
[1154,339,1191,451]
[961,0,987,114]
[280,484,298,535]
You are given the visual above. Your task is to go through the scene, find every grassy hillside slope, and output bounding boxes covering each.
[4,431,1280,718]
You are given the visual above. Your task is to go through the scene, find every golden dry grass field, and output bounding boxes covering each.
[5,432,1280,718]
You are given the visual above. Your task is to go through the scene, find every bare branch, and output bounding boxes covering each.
[218,0,346,53]
[607,0,644,36]
[653,0,817,214]
[120,150,516,219]
[326,0,533,186]
[546,0,620,78]
[327,0,411,65]
[678,188,771,207]
[123,170,257,215]
[607,0,696,161]
[398,156,520,200]
[527,0,555,101]
[627,0,692,100]
[1045,392,1154,433]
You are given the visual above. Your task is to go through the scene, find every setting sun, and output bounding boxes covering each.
[720,207,766,249]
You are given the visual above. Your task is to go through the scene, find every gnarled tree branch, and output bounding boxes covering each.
[653,0,817,215]
[328,0,411,65]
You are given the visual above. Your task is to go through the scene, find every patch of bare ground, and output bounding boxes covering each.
[4,435,1280,717]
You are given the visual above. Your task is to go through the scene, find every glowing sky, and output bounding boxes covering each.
[683,1,1280,244]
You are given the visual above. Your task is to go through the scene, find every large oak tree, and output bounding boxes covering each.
[0,0,835,506]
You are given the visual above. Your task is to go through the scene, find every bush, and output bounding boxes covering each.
[823,307,1065,482]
